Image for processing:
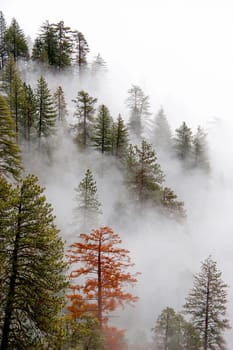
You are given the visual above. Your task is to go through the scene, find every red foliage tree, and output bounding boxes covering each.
[66,226,138,327]
[103,326,128,350]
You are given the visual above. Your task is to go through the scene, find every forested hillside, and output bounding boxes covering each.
[0,11,232,350]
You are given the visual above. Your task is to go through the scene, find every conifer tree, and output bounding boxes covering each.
[91,53,107,75]
[125,140,165,204]
[32,20,58,66]
[152,107,173,152]
[4,18,29,62]
[192,126,210,172]
[53,86,68,123]
[0,11,7,69]
[161,187,186,219]
[152,307,200,350]
[173,121,193,165]
[34,76,57,145]
[183,256,230,350]
[52,21,73,69]
[0,95,22,180]
[92,104,113,154]
[74,168,102,232]
[0,175,67,349]
[1,55,18,95]
[73,30,89,71]
[126,85,151,141]
[72,90,97,149]
[112,114,129,159]
[20,82,37,143]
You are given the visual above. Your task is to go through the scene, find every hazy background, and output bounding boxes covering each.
[2,0,233,348]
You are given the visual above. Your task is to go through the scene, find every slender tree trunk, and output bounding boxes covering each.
[0,199,22,350]
[97,236,102,327]
[204,270,210,350]
[164,312,169,350]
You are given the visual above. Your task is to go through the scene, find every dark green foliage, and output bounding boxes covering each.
[34,76,57,143]
[92,104,113,154]
[126,85,151,141]
[72,90,97,149]
[183,256,230,350]
[161,187,186,219]
[112,114,129,158]
[1,55,18,95]
[20,82,37,143]
[0,175,67,349]
[125,140,164,204]
[73,30,89,70]
[152,307,200,350]
[74,168,102,232]
[4,18,29,62]
[174,121,193,164]
[52,21,73,69]
[0,95,22,180]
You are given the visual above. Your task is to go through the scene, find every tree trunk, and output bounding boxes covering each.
[97,235,102,327]
[0,199,22,350]
[204,270,210,350]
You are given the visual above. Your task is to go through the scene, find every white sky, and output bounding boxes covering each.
[2,0,233,129]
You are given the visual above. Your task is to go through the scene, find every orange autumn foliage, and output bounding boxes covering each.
[66,226,139,326]
[103,326,128,350]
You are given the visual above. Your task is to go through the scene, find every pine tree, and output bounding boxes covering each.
[192,126,210,172]
[74,168,102,232]
[183,256,230,350]
[34,76,57,145]
[73,30,89,71]
[1,55,18,95]
[0,95,22,180]
[112,114,129,159]
[152,107,173,153]
[20,82,37,143]
[126,85,151,141]
[0,11,7,69]
[72,90,97,149]
[91,53,107,75]
[0,175,67,349]
[92,104,113,154]
[4,18,29,62]
[161,187,186,219]
[173,121,193,165]
[52,21,73,69]
[152,307,200,350]
[32,20,58,66]
[53,86,68,123]
[125,139,165,204]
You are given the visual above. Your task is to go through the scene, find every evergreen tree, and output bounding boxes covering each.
[152,107,173,152]
[192,126,210,172]
[112,114,129,159]
[6,67,23,142]
[91,53,107,75]
[0,175,67,349]
[0,11,7,69]
[74,168,102,232]
[1,55,18,95]
[173,121,193,165]
[53,86,68,123]
[92,104,113,154]
[183,256,230,350]
[72,90,97,149]
[52,21,73,69]
[4,18,29,62]
[126,85,151,141]
[73,30,89,71]
[34,76,57,145]
[0,95,22,180]
[161,187,186,219]
[125,139,164,204]
[32,21,58,66]
[152,307,200,350]
[20,82,37,143]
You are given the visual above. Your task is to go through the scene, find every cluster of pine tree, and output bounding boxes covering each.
[0,11,228,350]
